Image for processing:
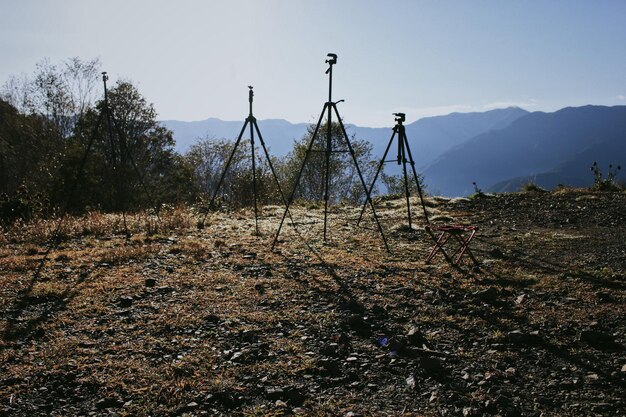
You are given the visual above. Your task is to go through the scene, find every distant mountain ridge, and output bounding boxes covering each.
[350,107,529,170]
[162,118,310,156]
[423,105,626,196]
[162,106,626,197]
[162,107,529,168]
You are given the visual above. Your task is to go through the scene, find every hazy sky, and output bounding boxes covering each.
[1,0,625,127]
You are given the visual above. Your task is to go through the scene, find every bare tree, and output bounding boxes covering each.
[0,57,101,138]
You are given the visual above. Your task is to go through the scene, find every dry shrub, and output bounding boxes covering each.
[79,212,125,236]
[0,206,195,244]
[152,205,193,233]
[2,217,79,244]
[170,238,212,260]
[522,182,547,193]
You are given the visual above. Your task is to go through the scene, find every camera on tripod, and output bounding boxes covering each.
[393,112,406,123]
[248,85,254,102]
[325,53,337,65]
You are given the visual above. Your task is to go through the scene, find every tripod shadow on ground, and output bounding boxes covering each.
[2,257,93,344]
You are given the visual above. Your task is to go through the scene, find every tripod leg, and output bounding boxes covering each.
[356,128,396,226]
[253,121,300,233]
[253,121,286,206]
[272,104,328,250]
[61,112,105,224]
[199,120,249,228]
[402,130,430,224]
[104,109,130,236]
[331,104,390,252]
[104,106,118,172]
[250,118,259,235]
[400,126,413,229]
[109,114,162,226]
[323,101,333,241]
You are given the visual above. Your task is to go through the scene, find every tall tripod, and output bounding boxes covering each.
[272,53,389,252]
[99,72,161,235]
[66,72,160,237]
[356,112,429,229]
[198,86,288,235]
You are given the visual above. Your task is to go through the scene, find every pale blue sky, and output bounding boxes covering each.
[1,0,625,126]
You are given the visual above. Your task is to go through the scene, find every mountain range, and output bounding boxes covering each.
[162,105,626,197]
[423,105,626,195]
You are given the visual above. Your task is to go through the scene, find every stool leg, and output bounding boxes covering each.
[426,231,452,263]
[463,230,479,265]
[450,233,465,262]
[453,230,477,265]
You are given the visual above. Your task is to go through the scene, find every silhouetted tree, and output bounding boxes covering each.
[0,99,62,222]
[279,122,377,204]
[1,59,194,216]
[65,80,190,211]
[1,57,101,138]
[0,99,62,196]
[380,172,428,197]
[185,136,281,209]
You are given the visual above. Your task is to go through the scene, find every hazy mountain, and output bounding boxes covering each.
[162,107,529,171]
[423,105,626,196]
[489,137,626,192]
[162,118,310,156]
[350,107,529,170]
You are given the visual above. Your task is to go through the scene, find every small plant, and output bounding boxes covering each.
[469,181,485,199]
[590,162,622,191]
[522,182,547,193]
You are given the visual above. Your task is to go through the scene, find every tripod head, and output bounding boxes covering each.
[248,85,254,103]
[325,53,337,74]
[102,72,110,101]
[393,112,406,124]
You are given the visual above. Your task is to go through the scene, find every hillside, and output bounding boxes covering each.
[423,105,626,196]
[1,189,625,416]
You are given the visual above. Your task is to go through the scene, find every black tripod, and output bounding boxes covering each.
[356,112,429,229]
[198,86,288,235]
[272,53,389,252]
[67,72,160,236]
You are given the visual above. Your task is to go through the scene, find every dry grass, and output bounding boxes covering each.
[1,192,625,416]
[1,205,195,245]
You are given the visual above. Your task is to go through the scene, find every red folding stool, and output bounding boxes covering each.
[425,224,478,265]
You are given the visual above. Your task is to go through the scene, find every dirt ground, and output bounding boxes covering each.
[1,189,625,416]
